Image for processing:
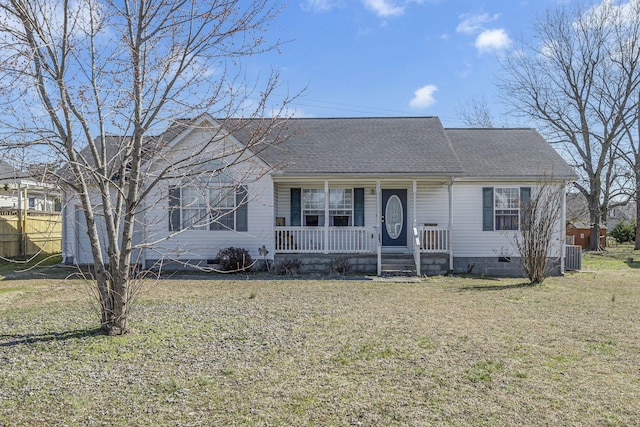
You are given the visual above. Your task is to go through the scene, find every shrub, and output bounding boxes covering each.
[273,258,302,275]
[328,257,352,275]
[610,220,636,244]
[216,247,252,272]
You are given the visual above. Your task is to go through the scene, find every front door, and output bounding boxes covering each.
[382,189,407,247]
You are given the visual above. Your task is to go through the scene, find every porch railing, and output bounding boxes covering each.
[275,226,376,254]
[417,225,450,253]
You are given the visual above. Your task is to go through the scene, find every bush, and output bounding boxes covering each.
[328,257,351,275]
[216,247,252,272]
[273,258,301,275]
[611,220,636,244]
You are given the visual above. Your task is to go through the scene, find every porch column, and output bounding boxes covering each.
[324,180,329,254]
[448,177,454,274]
[413,180,420,276]
[412,180,417,229]
[376,180,381,276]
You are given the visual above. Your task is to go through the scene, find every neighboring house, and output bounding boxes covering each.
[607,202,636,230]
[0,160,59,212]
[0,160,62,257]
[61,115,577,276]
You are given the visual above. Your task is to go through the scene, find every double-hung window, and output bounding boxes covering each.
[302,188,325,226]
[291,187,364,227]
[169,183,248,232]
[181,187,208,229]
[483,187,531,231]
[209,187,236,230]
[329,189,353,226]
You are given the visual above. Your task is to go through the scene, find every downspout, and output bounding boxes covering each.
[448,177,454,274]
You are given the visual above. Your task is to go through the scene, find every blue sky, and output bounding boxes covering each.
[256,0,565,127]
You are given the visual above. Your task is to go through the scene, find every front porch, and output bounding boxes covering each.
[274,225,450,275]
[274,224,450,255]
[272,178,454,275]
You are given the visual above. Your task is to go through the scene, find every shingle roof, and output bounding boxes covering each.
[445,128,577,180]
[238,117,465,176]
[67,116,577,181]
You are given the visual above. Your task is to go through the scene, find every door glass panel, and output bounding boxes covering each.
[385,195,403,239]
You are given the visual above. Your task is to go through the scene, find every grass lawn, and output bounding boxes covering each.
[1,264,640,425]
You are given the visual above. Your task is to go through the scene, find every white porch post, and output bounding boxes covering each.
[376,180,381,276]
[448,177,454,274]
[413,180,420,276]
[324,180,329,254]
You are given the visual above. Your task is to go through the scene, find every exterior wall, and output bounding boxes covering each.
[142,174,274,267]
[453,256,561,277]
[420,253,449,275]
[274,253,377,274]
[451,181,565,259]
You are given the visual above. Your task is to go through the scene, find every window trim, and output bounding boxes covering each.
[483,186,531,232]
[300,188,357,227]
[169,183,248,232]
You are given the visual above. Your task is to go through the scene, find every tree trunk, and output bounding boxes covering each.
[636,175,640,250]
[588,196,602,251]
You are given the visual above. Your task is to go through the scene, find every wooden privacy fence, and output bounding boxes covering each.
[0,210,61,257]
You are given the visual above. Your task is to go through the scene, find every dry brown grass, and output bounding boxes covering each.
[1,271,639,426]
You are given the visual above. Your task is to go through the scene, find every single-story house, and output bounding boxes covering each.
[0,160,59,212]
[61,115,577,276]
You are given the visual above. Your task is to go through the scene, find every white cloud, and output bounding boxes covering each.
[456,12,499,34]
[474,28,512,53]
[362,0,405,17]
[409,84,437,108]
[302,0,341,13]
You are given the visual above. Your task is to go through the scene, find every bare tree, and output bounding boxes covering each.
[500,1,640,251]
[456,95,496,128]
[0,0,294,335]
[514,180,564,284]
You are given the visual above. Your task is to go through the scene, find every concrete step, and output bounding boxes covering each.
[381,254,416,276]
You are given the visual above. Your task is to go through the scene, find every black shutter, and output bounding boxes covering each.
[290,188,301,226]
[168,186,181,232]
[354,188,365,227]
[520,187,531,230]
[236,185,248,232]
[482,187,494,231]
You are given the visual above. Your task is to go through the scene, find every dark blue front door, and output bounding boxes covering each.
[382,189,407,247]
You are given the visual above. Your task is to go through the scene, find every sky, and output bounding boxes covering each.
[254,0,567,127]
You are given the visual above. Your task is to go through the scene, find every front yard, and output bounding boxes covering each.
[1,257,639,425]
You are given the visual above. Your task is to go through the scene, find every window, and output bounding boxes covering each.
[209,187,236,230]
[494,188,520,230]
[483,187,531,231]
[329,189,353,226]
[303,189,325,226]
[181,187,208,228]
[291,187,364,227]
[168,183,248,232]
